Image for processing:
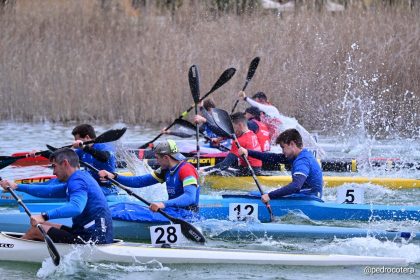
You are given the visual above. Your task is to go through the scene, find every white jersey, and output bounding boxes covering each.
[245,97,325,158]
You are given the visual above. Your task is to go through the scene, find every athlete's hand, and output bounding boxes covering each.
[238,91,246,100]
[30,214,45,226]
[238,147,248,156]
[261,194,270,203]
[0,179,17,191]
[149,202,165,212]
[194,115,207,124]
[98,170,113,181]
[72,140,84,148]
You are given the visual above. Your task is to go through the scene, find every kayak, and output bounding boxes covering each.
[0,232,408,266]
[10,149,420,172]
[3,188,420,222]
[203,175,420,189]
[0,213,418,242]
[140,154,420,172]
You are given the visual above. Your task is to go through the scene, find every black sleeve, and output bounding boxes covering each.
[248,149,288,164]
[82,146,110,163]
[205,152,238,171]
[247,120,259,134]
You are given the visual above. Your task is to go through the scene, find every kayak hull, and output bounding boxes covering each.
[3,194,420,222]
[0,232,408,266]
[203,175,420,189]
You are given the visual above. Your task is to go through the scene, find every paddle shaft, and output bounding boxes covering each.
[5,186,60,265]
[232,135,274,221]
[79,161,206,243]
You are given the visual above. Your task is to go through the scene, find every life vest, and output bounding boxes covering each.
[252,119,271,152]
[231,130,262,168]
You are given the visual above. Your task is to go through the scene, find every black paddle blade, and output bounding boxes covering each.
[37,224,60,266]
[245,57,260,84]
[205,68,236,96]
[45,234,61,266]
[173,217,206,243]
[46,145,58,152]
[189,65,200,103]
[95,127,127,144]
[0,156,20,170]
[172,119,196,137]
[210,108,234,138]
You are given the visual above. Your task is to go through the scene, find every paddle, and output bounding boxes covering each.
[231,57,260,114]
[0,127,127,170]
[138,67,237,149]
[1,181,60,266]
[42,142,205,243]
[189,65,201,169]
[209,108,274,221]
[172,119,230,152]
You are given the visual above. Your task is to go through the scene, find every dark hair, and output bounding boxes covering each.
[230,112,247,125]
[252,91,267,101]
[203,99,216,111]
[276,129,303,148]
[72,124,96,139]
[245,107,261,121]
[49,148,80,168]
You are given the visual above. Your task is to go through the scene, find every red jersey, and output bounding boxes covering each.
[231,130,262,168]
[253,120,271,152]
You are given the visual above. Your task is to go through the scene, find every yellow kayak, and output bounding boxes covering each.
[203,175,420,190]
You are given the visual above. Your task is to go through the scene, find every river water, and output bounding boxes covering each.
[0,121,419,279]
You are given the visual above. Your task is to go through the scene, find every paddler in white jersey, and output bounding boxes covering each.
[238,90,325,158]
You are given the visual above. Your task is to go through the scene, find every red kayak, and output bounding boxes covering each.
[10,152,49,167]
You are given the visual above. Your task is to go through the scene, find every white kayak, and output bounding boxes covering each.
[0,232,408,266]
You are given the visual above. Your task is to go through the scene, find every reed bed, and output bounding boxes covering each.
[0,0,418,138]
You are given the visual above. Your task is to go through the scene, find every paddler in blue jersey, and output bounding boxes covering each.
[71,124,118,196]
[0,148,113,244]
[98,139,200,222]
[238,128,323,201]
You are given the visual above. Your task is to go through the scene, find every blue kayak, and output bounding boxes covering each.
[0,190,129,206]
[0,212,417,242]
[6,193,420,222]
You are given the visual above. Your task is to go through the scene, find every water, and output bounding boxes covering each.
[0,121,419,279]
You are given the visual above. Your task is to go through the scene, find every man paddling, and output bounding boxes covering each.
[244,107,271,152]
[98,139,200,219]
[239,128,323,200]
[238,91,325,158]
[71,124,119,195]
[202,112,263,176]
[0,148,113,244]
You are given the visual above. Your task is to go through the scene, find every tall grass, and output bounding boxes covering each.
[0,0,418,138]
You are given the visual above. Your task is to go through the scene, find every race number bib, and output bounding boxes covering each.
[150,224,186,246]
[336,187,365,204]
[229,203,259,221]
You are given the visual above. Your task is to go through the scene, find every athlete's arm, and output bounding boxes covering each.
[17,182,67,198]
[268,174,307,199]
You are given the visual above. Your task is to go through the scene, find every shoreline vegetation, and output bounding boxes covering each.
[0,0,418,138]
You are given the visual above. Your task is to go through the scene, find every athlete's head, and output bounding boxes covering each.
[203,99,216,111]
[252,92,268,103]
[276,129,303,159]
[72,124,96,140]
[49,148,80,181]
[245,107,261,121]
[231,112,248,135]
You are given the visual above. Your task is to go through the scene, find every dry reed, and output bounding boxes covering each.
[0,0,418,138]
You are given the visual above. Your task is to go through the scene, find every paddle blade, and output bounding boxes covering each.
[205,68,236,97]
[0,156,20,170]
[95,127,127,144]
[45,234,61,266]
[245,57,260,85]
[172,119,196,137]
[210,108,234,138]
[189,65,200,103]
[172,217,206,243]
[37,224,60,266]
